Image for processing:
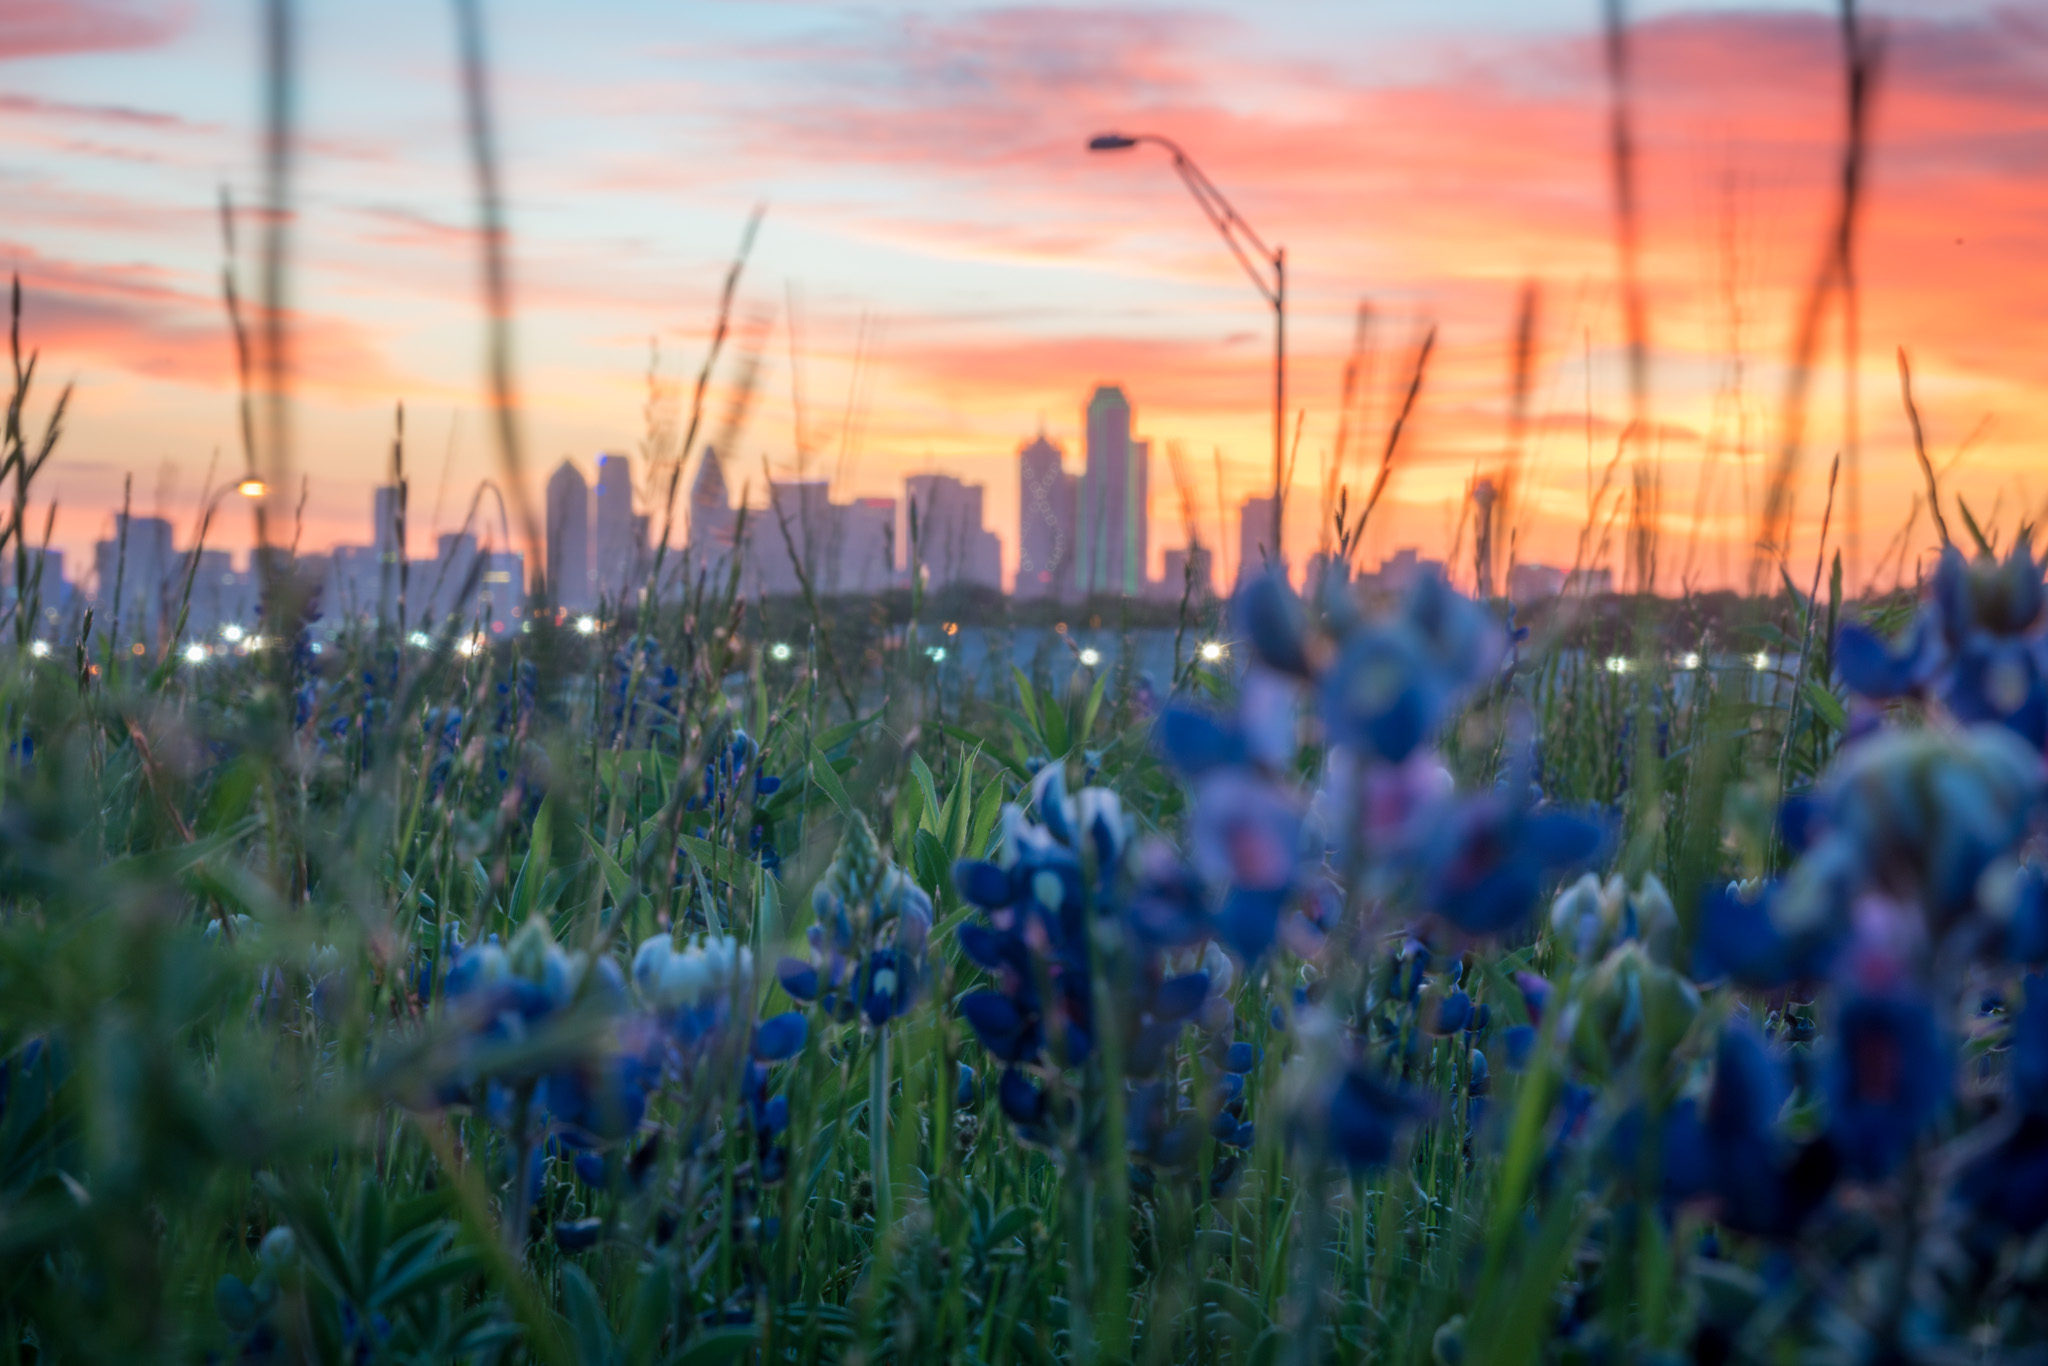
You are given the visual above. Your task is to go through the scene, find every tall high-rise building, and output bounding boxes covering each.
[545,459,590,609]
[747,480,831,596]
[94,515,175,650]
[593,453,637,603]
[906,474,1000,592]
[1017,433,1075,599]
[687,446,737,565]
[837,498,896,594]
[1155,545,1214,601]
[1078,386,1148,598]
[372,483,406,620]
[1236,496,1279,590]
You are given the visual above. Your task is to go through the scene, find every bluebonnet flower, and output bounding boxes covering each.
[1283,1007,1427,1171]
[1316,568,1504,765]
[1691,881,1842,989]
[1992,864,2048,964]
[1549,872,1679,965]
[778,811,931,1027]
[1156,651,1307,963]
[1952,979,2048,1234]
[1649,1024,1836,1239]
[1818,723,2040,930]
[953,765,1219,1151]
[1837,544,2048,746]
[1825,986,1949,1182]
[1412,787,1605,937]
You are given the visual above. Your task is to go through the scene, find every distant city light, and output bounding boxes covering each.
[408,631,432,649]
[183,643,208,664]
[457,636,484,658]
[246,635,266,651]
[926,646,947,663]
[1604,656,1630,675]
[236,477,267,498]
[309,642,323,654]
[1752,652,1772,671]
[1078,647,1102,668]
[574,616,597,636]
[769,642,793,662]
[1198,640,1226,663]
[130,642,145,657]
[1054,622,1068,634]
[28,640,50,658]
[221,624,245,643]
[943,621,959,636]
[1679,651,1702,670]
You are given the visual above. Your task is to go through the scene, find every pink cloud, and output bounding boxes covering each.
[0,0,188,61]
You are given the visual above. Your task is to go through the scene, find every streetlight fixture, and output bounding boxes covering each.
[1088,131,1285,555]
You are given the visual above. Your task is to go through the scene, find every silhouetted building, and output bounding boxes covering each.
[1017,433,1075,599]
[837,498,896,594]
[907,473,1000,592]
[594,453,638,603]
[1236,496,1280,590]
[1155,545,1214,601]
[545,459,590,609]
[1508,562,1565,603]
[687,446,737,571]
[1078,386,1147,597]
[94,514,174,650]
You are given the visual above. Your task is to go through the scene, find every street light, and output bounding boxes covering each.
[1089,131,1285,555]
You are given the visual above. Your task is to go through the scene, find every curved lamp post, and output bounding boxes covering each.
[1088,131,1285,558]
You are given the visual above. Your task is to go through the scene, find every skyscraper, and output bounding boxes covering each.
[1078,386,1148,598]
[1236,495,1279,590]
[837,498,896,594]
[687,446,737,566]
[545,459,590,609]
[372,483,406,620]
[593,453,637,603]
[93,514,174,650]
[1017,433,1075,599]
[906,474,1000,592]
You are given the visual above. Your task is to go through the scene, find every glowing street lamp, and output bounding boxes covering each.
[1198,640,1226,663]
[236,477,268,498]
[1089,131,1285,554]
[1078,647,1103,668]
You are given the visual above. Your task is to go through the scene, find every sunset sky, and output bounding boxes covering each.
[3,0,2045,594]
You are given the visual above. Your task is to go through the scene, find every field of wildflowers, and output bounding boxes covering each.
[6,0,2047,1356]
[9,338,2048,1366]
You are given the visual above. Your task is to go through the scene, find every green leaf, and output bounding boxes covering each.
[560,1264,616,1366]
[1078,668,1109,746]
[815,706,884,758]
[672,1326,760,1366]
[578,826,635,911]
[509,795,556,925]
[910,752,942,837]
[967,771,1006,859]
[1802,678,1848,734]
[1013,665,1041,738]
[1041,685,1070,757]
[913,827,950,896]
[941,723,1030,779]
[808,741,856,818]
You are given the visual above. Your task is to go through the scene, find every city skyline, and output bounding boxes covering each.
[6,2,2044,598]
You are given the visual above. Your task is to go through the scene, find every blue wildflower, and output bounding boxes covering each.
[777,811,931,1027]
[1826,987,1950,1182]
[1413,789,1605,937]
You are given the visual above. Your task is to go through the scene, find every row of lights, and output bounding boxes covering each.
[1603,652,1776,674]
[751,639,1234,670]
